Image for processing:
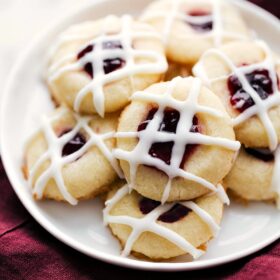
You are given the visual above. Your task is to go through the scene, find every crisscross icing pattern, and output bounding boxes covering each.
[194,40,280,151]
[28,108,123,205]
[103,184,228,258]
[140,0,248,47]
[48,15,167,117]
[193,40,280,205]
[114,77,240,203]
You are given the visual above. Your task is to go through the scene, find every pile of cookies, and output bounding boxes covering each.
[23,0,280,261]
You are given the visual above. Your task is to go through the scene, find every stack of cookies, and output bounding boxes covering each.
[193,41,280,206]
[23,0,280,261]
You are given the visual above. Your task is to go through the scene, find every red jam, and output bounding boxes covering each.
[187,10,213,32]
[139,197,190,223]
[77,40,125,78]
[138,108,201,167]
[228,69,274,113]
[60,130,87,157]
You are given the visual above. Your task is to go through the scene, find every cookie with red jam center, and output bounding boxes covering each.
[141,0,250,65]
[115,77,238,202]
[105,183,224,260]
[47,15,167,116]
[23,107,120,203]
[194,41,280,149]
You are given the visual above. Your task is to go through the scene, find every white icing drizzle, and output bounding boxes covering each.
[114,77,240,203]
[193,40,280,206]
[180,201,220,236]
[271,146,280,208]
[162,0,181,45]
[28,108,123,205]
[48,15,167,117]
[214,184,230,206]
[141,0,248,47]
[193,40,280,151]
[103,184,225,258]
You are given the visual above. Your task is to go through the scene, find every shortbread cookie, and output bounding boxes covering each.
[104,183,225,260]
[114,77,240,203]
[47,15,167,116]
[224,146,280,206]
[141,0,250,65]
[194,40,280,150]
[23,107,122,205]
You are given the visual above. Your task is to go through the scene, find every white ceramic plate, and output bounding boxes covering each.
[1,0,280,272]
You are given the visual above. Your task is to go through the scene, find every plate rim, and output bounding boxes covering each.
[1,0,280,272]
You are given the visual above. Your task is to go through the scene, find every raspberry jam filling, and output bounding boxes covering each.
[139,197,190,223]
[187,10,213,32]
[139,197,161,214]
[77,40,125,78]
[228,69,274,113]
[137,108,201,167]
[60,130,87,157]
[245,147,275,162]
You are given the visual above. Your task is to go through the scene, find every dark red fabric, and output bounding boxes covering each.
[1,1,280,279]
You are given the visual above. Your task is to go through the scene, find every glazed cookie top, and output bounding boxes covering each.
[104,183,228,259]
[140,0,250,64]
[114,76,240,203]
[193,40,280,151]
[25,107,122,205]
[48,15,167,116]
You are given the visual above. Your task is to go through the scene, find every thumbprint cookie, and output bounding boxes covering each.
[224,146,280,207]
[104,183,227,260]
[23,107,122,205]
[141,0,250,65]
[194,40,280,151]
[114,77,240,203]
[47,15,168,117]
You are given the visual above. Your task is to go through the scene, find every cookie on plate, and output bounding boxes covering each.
[193,40,280,151]
[114,76,240,203]
[141,0,250,65]
[104,183,226,260]
[224,146,280,207]
[23,107,122,205]
[47,15,167,117]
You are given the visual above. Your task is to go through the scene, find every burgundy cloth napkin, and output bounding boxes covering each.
[1,1,280,279]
